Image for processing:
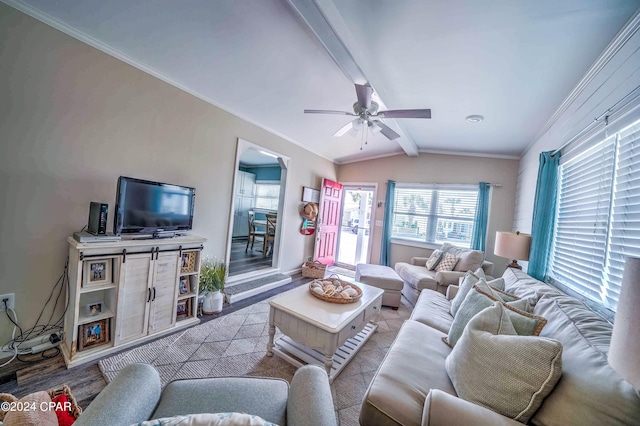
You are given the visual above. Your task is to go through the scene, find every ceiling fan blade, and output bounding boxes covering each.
[355,84,372,110]
[377,109,432,119]
[304,109,356,116]
[374,120,401,140]
[333,119,357,137]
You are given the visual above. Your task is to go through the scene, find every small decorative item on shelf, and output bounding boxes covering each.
[78,318,110,351]
[176,299,190,320]
[83,259,112,287]
[180,251,197,273]
[199,257,227,315]
[309,275,363,304]
[178,276,190,295]
[85,301,103,317]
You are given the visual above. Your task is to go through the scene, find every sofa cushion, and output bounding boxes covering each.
[445,285,547,347]
[435,253,458,272]
[394,262,438,292]
[410,289,453,333]
[529,295,640,426]
[426,249,443,270]
[446,303,563,423]
[441,243,484,272]
[360,320,455,426]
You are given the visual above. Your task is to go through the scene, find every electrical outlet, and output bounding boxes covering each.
[0,293,15,311]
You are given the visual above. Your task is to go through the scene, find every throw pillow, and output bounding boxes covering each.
[133,412,278,426]
[425,249,444,270]
[435,253,458,272]
[475,279,517,302]
[444,285,547,347]
[3,391,58,426]
[450,271,479,316]
[445,303,563,423]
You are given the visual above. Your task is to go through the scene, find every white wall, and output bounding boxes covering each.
[514,15,640,234]
[337,153,520,275]
[0,5,336,347]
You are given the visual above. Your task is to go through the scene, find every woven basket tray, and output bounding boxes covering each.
[309,276,363,304]
[301,260,327,278]
[0,384,82,422]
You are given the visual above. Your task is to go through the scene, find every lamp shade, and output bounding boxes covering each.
[494,231,531,261]
[609,256,640,388]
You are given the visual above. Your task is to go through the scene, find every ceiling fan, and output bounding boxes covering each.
[304,84,431,147]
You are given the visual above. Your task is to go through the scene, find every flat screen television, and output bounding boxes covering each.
[114,176,195,236]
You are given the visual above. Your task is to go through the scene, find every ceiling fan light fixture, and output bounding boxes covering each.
[466,115,484,123]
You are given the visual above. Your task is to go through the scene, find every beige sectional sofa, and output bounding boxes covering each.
[360,268,640,426]
[394,243,494,304]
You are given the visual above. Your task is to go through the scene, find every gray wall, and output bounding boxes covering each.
[337,153,520,275]
[0,5,336,348]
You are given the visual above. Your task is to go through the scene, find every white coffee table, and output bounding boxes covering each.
[266,278,383,382]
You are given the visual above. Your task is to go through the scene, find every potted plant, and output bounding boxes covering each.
[199,257,227,314]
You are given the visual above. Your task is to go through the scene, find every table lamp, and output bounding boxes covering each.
[494,231,531,269]
[609,256,640,391]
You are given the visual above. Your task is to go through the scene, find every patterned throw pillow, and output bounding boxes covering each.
[445,303,563,423]
[425,249,444,270]
[133,412,277,426]
[435,253,458,272]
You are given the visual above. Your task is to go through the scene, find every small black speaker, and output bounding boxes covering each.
[88,202,108,235]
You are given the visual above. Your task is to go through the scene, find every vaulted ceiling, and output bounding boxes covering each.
[4,0,639,163]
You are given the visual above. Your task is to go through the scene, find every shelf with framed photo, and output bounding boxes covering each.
[78,318,111,352]
[176,297,194,321]
[78,289,115,325]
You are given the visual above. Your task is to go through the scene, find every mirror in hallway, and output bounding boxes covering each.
[227,140,288,278]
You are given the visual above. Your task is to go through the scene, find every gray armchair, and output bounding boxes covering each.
[76,363,337,426]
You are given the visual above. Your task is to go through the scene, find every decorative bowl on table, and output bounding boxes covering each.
[308,276,363,304]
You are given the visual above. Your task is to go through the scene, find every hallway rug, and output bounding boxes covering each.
[98,295,412,426]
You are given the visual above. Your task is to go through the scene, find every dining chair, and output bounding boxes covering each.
[263,213,277,257]
[246,211,266,252]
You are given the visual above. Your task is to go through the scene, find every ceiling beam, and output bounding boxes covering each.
[286,0,419,157]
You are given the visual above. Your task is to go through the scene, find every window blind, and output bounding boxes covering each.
[392,185,478,247]
[550,116,640,311]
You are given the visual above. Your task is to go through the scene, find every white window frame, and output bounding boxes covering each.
[390,183,479,249]
[254,181,280,211]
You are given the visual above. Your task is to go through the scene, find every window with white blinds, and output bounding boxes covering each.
[549,117,640,311]
[392,184,478,248]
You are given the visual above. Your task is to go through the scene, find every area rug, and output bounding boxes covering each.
[98,296,412,426]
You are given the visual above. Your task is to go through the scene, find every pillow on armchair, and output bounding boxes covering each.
[440,243,484,272]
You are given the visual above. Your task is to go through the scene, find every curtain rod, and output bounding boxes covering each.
[550,84,640,157]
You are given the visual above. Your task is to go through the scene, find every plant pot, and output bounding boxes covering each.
[202,290,223,315]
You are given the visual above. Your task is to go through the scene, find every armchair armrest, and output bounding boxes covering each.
[435,271,465,287]
[446,285,459,301]
[422,389,521,426]
[481,260,494,276]
[288,365,337,426]
[75,363,161,426]
[411,256,430,266]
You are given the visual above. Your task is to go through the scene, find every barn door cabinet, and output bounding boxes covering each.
[61,235,206,368]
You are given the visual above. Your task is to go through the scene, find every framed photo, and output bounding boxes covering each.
[180,252,196,273]
[85,301,104,317]
[78,318,110,351]
[176,298,191,321]
[83,259,112,287]
[178,277,190,295]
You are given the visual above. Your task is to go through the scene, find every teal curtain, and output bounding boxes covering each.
[470,182,490,251]
[380,180,395,266]
[528,151,561,280]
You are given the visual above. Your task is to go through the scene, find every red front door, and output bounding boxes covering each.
[314,178,343,265]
